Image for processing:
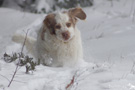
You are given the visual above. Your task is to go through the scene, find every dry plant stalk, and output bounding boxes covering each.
[66,75,75,90]
[8,30,29,87]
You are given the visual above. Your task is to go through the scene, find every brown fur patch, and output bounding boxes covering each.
[69,7,86,20]
[66,7,86,28]
[41,14,56,40]
[43,14,56,35]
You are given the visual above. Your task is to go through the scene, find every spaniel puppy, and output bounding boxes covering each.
[12,7,86,67]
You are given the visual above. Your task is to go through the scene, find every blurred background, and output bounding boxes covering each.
[0,0,94,13]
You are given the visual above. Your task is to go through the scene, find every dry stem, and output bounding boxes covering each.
[7,30,29,87]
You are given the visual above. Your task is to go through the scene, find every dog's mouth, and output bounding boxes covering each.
[63,38,71,42]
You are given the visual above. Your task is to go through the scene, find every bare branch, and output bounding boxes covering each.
[66,76,75,90]
[7,29,29,87]
[0,74,10,82]
[21,29,29,53]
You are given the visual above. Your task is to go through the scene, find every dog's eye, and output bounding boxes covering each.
[66,23,71,27]
[55,24,61,29]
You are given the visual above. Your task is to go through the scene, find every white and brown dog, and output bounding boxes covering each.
[12,7,86,67]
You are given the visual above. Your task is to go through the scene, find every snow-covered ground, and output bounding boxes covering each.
[1,0,135,90]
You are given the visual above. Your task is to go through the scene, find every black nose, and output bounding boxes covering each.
[62,31,70,40]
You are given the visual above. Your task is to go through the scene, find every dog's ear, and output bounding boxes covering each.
[69,7,86,20]
[43,14,56,35]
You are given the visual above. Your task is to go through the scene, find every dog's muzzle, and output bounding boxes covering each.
[62,31,70,40]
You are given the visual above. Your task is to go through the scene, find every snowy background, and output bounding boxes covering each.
[0,0,135,90]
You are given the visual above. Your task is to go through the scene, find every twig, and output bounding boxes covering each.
[7,30,29,87]
[0,74,10,82]
[21,29,29,53]
[66,76,75,90]
[66,69,88,90]
[0,74,26,83]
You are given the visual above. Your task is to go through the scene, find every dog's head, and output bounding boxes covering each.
[43,8,86,42]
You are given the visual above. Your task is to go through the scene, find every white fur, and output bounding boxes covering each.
[55,12,75,42]
[12,12,83,67]
[36,25,83,67]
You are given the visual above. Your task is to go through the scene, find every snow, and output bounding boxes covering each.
[1,0,135,90]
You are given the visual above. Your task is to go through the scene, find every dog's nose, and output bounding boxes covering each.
[62,31,70,40]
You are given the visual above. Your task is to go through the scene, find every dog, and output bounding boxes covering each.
[12,7,86,67]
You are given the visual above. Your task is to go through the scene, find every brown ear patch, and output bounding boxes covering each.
[43,14,56,35]
[41,14,56,40]
[69,8,86,20]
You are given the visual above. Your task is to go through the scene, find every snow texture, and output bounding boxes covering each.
[1,0,135,90]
